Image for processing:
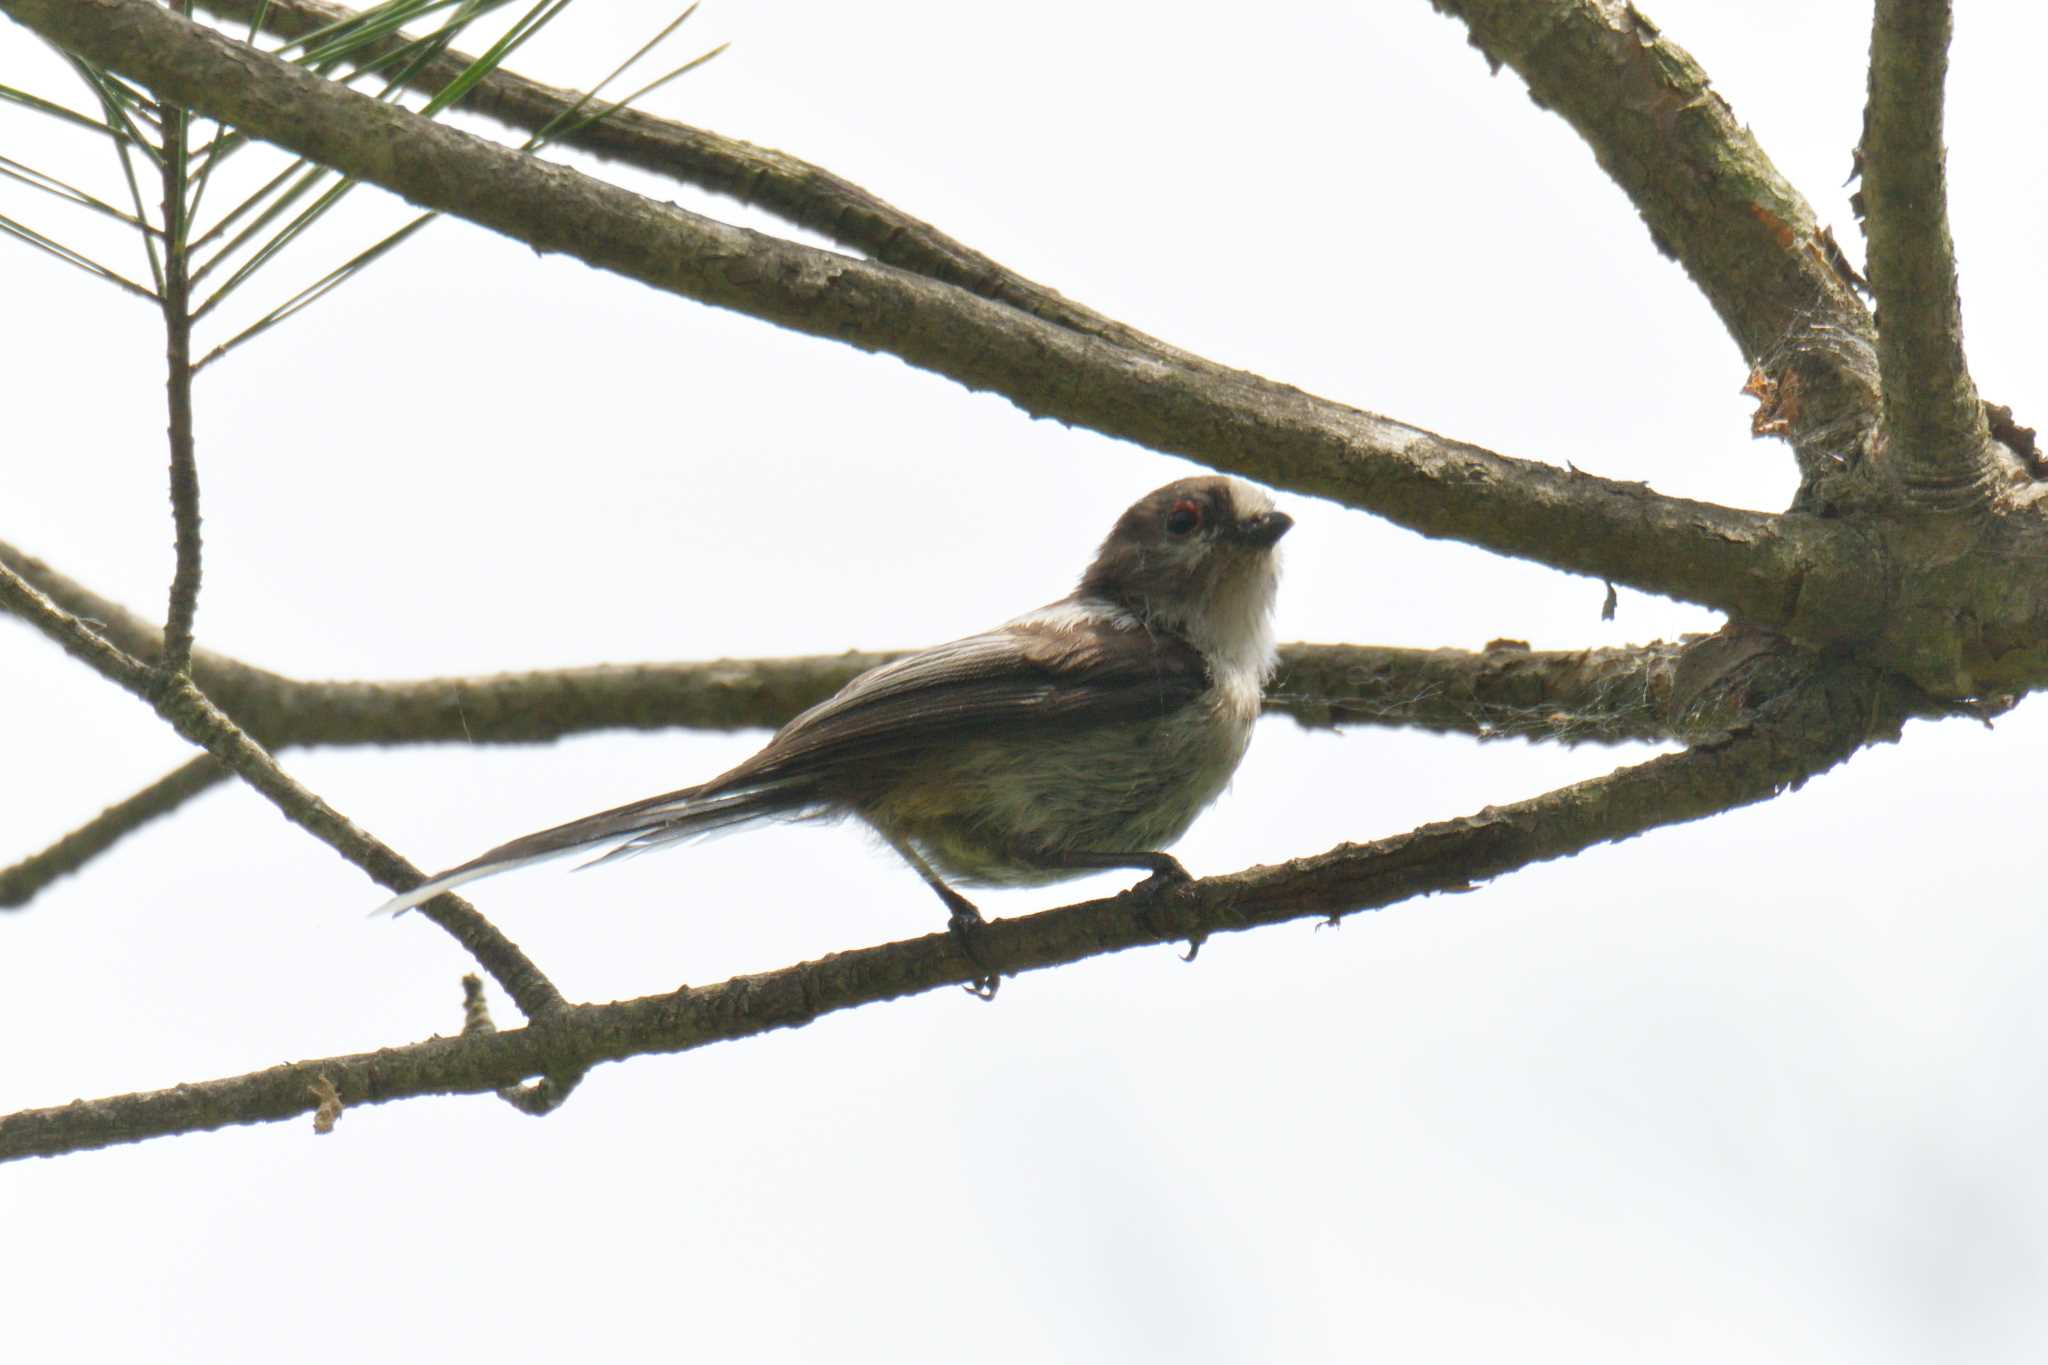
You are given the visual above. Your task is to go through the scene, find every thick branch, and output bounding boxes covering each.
[0,544,1736,751]
[1428,0,1882,492]
[1273,639,1700,744]
[1860,0,1990,495]
[0,641,1907,1161]
[206,641,1714,750]
[191,0,1209,368]
[0,0,1876,628]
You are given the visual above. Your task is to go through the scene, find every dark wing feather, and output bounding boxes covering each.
[705,614,1211,796]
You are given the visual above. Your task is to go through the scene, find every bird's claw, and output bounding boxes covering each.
[947,908,1001,1001]
[1127,861,1202,961]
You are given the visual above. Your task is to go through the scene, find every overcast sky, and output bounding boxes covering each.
[4,1,2046,1360]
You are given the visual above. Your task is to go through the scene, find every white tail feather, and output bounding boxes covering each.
[369,849,586,917]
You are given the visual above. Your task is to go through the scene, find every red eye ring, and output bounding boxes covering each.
[1164,499,1203,536]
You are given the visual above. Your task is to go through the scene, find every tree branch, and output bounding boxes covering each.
[0,556,566,1020]
[1859,0,1991,499]
[0,755,226,908]
[0,0,1880,632]
[0,638,1910,1162]
[1273,638,1700,744]
[190,0,1211,369]
[1427,0,1883,497]
[0,541,1763,753]
[205,640,1710,750]
[158,94,204,673]
[0,539,326,731]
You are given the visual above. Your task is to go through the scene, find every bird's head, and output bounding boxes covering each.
[1077,476,1292,678]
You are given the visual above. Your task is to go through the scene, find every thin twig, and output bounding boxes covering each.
[0,558,565,1021]
[457,974,588,1116]
[158,93,204,674]
[0,756,228,908]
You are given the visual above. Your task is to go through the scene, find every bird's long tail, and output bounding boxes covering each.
[370,781,811,916]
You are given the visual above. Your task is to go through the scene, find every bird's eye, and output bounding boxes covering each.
[1165,499,1204,536]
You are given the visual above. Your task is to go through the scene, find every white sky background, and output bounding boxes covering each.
[3,0,2045,1359]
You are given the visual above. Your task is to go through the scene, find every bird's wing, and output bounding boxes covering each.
[712,611,1211,793]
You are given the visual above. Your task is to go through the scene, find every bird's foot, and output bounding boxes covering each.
[1126,858,1204,962]
[943,898,1001,1002]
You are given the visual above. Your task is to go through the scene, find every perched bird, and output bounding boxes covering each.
[376,476,1291,980]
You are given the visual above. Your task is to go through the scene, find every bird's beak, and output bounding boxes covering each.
[1233,510,1294,548]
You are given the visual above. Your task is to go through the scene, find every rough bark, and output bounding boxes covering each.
[1428,0,1882,505]
[1859,0,1992,500]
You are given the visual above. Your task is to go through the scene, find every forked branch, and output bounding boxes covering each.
[1429,0,1882,489]
[0,558,565,1020]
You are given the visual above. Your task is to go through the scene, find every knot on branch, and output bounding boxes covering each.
[1670,626,1911,762]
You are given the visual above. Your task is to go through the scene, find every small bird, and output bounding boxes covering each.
[376,476,1291,985]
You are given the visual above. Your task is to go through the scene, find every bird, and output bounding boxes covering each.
[375,475,1292,988]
